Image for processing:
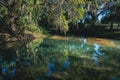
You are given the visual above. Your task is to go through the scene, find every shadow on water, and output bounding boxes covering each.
[0,40,33,80]
[0,37,120,80]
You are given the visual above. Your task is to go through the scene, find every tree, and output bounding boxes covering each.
[0,0,28,35]
[99,0,120,29]
[38,0,85,34]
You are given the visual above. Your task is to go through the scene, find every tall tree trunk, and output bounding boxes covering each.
[110,22,113,30]
[9,13,16,35]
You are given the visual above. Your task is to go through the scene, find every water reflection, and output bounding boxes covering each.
[93,43,104,65]
[83,38,87,44]
[118,46,120,49]
[63,61,70,69]
[69,38,89,53]
[112,77,118,80]
[46,58,70,77]
[2,61,15,76]
[46,63,55,77]
[80,44,84,48]
[0,37,120,80]
[86,47,90,51]
[69,45,76,51]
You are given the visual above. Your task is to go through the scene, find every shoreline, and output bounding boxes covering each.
[0,31,45,44]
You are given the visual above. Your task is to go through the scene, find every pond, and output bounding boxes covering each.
[0,36,120,80]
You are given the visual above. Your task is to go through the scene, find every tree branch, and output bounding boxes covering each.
[0,1,9,10]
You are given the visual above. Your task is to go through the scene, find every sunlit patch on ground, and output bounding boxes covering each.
[24,30,46,38]
[49,35,68,40]
[49,35,83,41]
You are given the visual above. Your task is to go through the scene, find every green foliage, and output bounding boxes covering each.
[60,14,69,32]
[66,0,85,23]
[37,0,86,34]
[0,0,86,35]
[25,24,41,33]
[100,0,120,24]
[18,15,30,25]
[1,0,120,36]
[111,0,120,22]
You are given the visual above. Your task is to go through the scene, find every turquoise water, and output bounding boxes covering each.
[0,37,120,80]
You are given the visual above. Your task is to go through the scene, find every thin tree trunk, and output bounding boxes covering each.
[110,22,113,30]
[9,13,16,35]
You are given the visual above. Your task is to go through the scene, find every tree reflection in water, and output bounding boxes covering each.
[0,37,120,80]
[93,43,105,65]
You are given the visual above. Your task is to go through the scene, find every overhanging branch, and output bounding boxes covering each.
[0,1,8,10]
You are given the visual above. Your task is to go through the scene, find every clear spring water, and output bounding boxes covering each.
[0,37,120,80]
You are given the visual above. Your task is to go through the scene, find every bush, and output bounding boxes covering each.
[25,24,50,35]
[25,24,41,33]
